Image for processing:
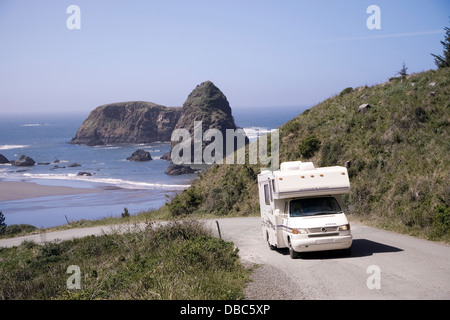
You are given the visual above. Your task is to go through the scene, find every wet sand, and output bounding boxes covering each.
[0,181,100,201]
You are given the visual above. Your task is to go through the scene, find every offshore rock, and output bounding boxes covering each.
[126,149,152,161]
[71,101,182,146]
[10,155,35,167]
[0,154,9,164]
[165,163,196,175]
[171,81,248,164]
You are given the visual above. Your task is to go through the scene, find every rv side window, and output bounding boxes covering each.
[264,184,270,205]
[269,180,273,202]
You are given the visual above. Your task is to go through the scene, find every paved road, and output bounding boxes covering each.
[1,217,449,299]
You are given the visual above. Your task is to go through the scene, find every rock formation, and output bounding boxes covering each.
[170,81,248,166]
[126,149,152,161]
[10,155,35,167]
[70,81,247,174]
[77,171,94,176]
[165,163,196,175]
[0,154,9,164]
[71,101,181,146]
[358,103,372,113]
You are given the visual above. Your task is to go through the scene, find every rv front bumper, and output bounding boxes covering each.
[291,234,353,253]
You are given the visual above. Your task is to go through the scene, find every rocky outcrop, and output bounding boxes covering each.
[71,101,182,146]
[358,103,372,113]
[77,171,94,176]
[0,154,9,164]
[126,149,152,161]
[68,163,81,167]
[10,155,35,167]
[165,163,196,175]
[160,152,171,161]
[170,81,248,165]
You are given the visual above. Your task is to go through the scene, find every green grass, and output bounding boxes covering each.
[0,220,251,300]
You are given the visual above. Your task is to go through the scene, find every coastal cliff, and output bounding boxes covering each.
[71,101,181,146]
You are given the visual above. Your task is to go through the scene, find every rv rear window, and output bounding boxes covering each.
[289,197,342,217]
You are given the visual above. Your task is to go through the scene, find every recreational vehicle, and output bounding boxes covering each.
[258,161,352,258]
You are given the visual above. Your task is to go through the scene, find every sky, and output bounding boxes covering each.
[0,0,448,115]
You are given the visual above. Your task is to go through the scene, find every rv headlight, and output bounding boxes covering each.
[292,228,308,234]
[338,224,351,231]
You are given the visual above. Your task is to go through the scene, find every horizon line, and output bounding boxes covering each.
[304,29,445,45]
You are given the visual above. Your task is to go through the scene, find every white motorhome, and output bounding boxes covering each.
[258,161,352,258]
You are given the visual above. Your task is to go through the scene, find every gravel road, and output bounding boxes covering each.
[1,217,449,299]
[205,217,450,300]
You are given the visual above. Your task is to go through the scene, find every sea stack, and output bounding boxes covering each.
[71,101,182,146]
[170,81,248,167]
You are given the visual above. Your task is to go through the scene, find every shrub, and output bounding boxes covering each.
[166,187,203,217]
[298,135,321,159]
[0,211,6,235]
[339,87,353,97]
[121,207,130,218]
[319,141,340,167]
[433,204,450,237]
[4,224,37,236]
[413,107,428,123]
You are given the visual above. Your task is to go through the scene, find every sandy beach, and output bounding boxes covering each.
[0,180,100,201]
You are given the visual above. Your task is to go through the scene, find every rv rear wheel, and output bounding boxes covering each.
[267,232,276,250]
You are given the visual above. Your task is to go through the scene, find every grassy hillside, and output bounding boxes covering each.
[166,68,450,242]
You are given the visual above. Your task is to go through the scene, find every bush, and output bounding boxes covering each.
[319,141,340,167]
[166,187,203,217]
[433,204,450,237]
[339,87,353,97]
[4,224,37,236]
[121,207,130,218]
[298,135,321,159]
[0,211,6,235]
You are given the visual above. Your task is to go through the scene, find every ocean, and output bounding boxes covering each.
[0,106,306,227]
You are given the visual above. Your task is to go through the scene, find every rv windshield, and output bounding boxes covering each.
[290,197,342,217]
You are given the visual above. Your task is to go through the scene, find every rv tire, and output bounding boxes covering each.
[288,239,299,259]
[267,232,276,250]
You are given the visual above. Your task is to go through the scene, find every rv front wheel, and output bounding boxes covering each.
[288,239,299,259]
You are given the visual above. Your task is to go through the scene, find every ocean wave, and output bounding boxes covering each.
[134,144,155,148]
[19,172,190,190]
[0,145,30,150]
[243,127,276,140]
[21,123,47,127]
[93,145,121,149]
[102,146,121,150]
